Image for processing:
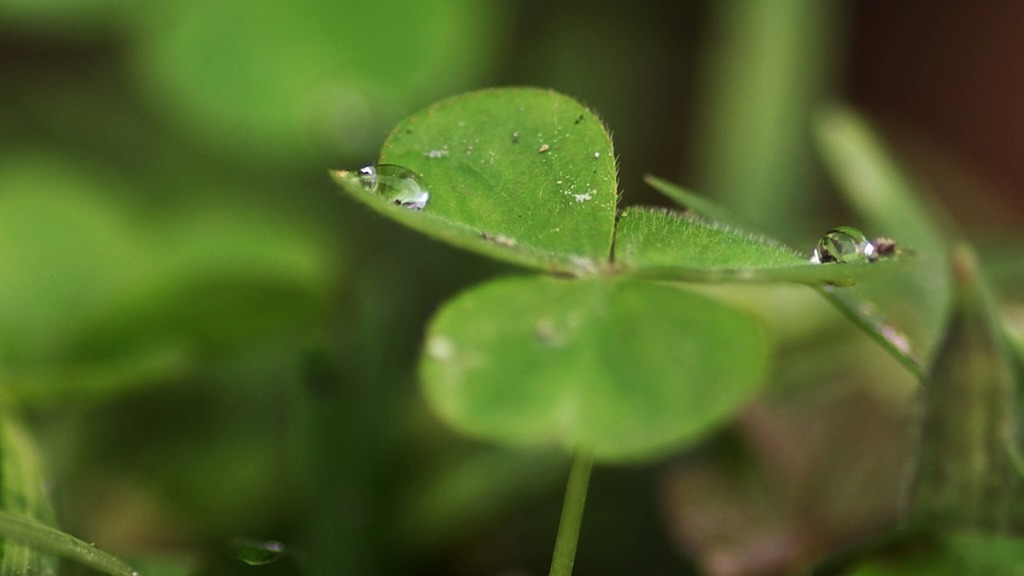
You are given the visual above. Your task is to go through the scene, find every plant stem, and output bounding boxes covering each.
[548,449,594,576]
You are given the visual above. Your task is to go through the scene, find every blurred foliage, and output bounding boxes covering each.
[129,0,508,165]
[1,1,1022,576]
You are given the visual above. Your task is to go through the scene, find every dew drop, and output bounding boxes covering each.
[810,226,876,264]
[231,538,287,566]
[880,325,911,356]
[358,164,429,210]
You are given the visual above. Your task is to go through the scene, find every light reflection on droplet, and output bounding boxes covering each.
[357,164,429,210]
[810,226,876,264]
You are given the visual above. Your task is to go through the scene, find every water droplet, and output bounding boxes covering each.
[512,131,520,143]
[357,164,429,210]
[231,538,287,566]
[593,151,600,158]
[880,325,911,356]
[810,226,876,264]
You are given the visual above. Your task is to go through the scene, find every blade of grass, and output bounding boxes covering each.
[691,0,845,240]
[0,511,136,576]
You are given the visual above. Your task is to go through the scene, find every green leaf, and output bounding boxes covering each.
[613,207,907,285]
[419,275,768,463]
[333,87,618,274]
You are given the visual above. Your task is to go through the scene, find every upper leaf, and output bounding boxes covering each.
[614,206,907,286]
[333,87,618,274]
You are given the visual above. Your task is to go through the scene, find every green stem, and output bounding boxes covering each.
[548,450,594,576]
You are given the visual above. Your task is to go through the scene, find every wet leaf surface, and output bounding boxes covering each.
[334,88,617,274]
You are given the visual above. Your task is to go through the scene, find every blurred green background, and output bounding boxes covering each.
[1,1,1022,575]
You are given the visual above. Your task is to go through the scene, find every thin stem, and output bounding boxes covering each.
[548,449,594,576]
[816,286,925,380]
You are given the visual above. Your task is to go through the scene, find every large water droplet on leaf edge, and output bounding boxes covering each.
[356,164,429,210]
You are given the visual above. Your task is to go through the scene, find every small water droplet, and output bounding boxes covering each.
[512,131,520,143]
[358,164,429,210]
[231,538,287,566]
[810,226,876,264]
[593,151,600,158]
[880,325,911,356]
